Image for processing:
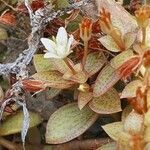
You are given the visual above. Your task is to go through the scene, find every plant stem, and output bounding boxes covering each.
[142,27,146,45]
[82,40,88,68]
[0,137,17,150]
[110,31,125,51]
[63,58,76,74]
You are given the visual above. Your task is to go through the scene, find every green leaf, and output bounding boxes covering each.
[0,111,42,136]
[84,52,106,77]
[89,88,121,114]
[93,64,121,97]
[32,71,74,89]
[78,92,93,110]
[121,80,142,99]
[33,54,55,72]
[110,49,134,69]
[66,15,82,32]
[102,122,123,141]
[57,0,69,9]
[99,35,121,52]
[46,103,99,144]
[96,142,116,150]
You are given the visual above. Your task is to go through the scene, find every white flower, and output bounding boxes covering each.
[41,27,74,59]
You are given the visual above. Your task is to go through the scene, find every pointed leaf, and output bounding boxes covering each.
[46,103,99,144]
[110,50,134,69]
[89,88,121,114]
[78,92,93,110]
[93,64,121,97]
[97,142,116,150]
[0,111,42,136]
[99,35,121,52]
[102,122,123,141]
[121,80,142,99]
[32,71,74,89]
[84,52,106,77]
[124,111,144,134]
[33,54,55,72]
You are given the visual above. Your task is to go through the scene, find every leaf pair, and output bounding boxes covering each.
[93,55,141,97]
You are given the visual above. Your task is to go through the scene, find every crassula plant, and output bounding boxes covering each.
[0,0,150,150]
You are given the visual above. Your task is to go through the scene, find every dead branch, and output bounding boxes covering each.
[0,0,91,77]
[0,138,111,150]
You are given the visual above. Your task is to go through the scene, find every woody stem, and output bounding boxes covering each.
[63,58,76,75]
[82,40,88,68]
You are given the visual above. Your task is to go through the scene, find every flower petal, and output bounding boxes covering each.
[41,38,56,53]
[44,52,61,59]
[56,27,68,46]
[56,45,67,58]
[66,35,74,53]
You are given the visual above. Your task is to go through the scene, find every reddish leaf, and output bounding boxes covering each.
[78,92,93,110]
[32,71,75,89]
[22,79,46,92]
[110,50,134,69]
[118,56,141,79]
[0,11,16,26]
[94,56,141,97]
[17,0,45,13]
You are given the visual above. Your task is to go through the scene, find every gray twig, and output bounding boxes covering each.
[0,0,91,77]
